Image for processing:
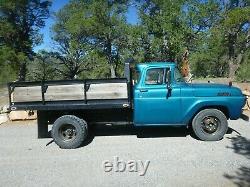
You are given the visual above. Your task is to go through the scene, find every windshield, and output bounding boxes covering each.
[174,68,185,82]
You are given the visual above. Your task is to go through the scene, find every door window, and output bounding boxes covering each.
[145,68,164,85]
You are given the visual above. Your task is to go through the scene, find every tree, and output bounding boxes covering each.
[0,0,51,81]
[135,1,220,62]
[56,0,130,78]
[222,0,250,78]
[23,0,250,81]
[185,0,250,79]
[138,0,187,62]
[26,51,57,81]
[52,5,95,80]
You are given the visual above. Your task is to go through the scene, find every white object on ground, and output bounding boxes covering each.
[8,111,37,121]
[0,113,8,124]
[1,105,9,113]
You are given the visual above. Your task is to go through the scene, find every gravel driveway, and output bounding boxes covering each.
[0,120,249,187]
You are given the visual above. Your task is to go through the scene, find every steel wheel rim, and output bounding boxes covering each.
[201,116,221,134]
[58,124,77,141]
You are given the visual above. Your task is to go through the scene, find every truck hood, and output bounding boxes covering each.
[189,83,243,97]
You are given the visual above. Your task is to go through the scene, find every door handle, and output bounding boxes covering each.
[140,89,148,92]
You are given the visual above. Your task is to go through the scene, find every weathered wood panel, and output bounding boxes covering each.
[13,86,42,102]
[45,84,84,101]
[86,83,127,99]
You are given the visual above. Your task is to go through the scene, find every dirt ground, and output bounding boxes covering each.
[0,119,250,187]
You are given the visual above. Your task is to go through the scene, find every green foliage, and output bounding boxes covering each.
[50,0,249,80]
[189,0,250,79]
[0,0,51,81]
[0,46,25,83]
[236,62,250,81]
[52,0,129,78]
[236,50,250,81]
[223,7,250,28]
[0,62,17,84]
[1,0,250,81]
[138,0,187,62]
[26,51,58,81]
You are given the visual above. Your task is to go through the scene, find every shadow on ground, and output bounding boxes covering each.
[80,125,235,147]
[46,125,236,149]
[224,135,250,187]
[47,125,194,147]
[81,125,192,146]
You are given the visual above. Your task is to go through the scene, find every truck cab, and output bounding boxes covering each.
[133,62,246,138]
[133,63,182,125]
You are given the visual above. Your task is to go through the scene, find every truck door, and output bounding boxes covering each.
[133,67,182,125]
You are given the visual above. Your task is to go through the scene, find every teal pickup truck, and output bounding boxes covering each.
[8,61,246,149]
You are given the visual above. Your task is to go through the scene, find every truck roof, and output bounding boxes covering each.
[136,62,176,69]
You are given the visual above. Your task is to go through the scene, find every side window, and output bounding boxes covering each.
[145,68,164,85]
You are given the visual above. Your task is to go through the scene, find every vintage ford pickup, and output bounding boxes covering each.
[8,61,246,149]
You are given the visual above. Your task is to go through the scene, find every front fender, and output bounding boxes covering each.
[181,97,236,124]
[183,96,246,124]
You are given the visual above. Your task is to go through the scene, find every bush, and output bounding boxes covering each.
[236,51,250,81]
[236,62,250,81]
[0,63,17,84]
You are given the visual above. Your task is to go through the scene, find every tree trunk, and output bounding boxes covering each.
[228,58,240,80]
[229,52,244,79]
[110,63,116,78]
[106,39,116,78]
[18,62,27,81]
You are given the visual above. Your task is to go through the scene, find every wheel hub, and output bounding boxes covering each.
[59,124,76,141]
[201,116,220,134]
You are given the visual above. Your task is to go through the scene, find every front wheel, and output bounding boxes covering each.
[192,109,228,141]
[52,115,88,149]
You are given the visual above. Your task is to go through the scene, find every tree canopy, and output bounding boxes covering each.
[0,0,51,81]
[0,0,249,82]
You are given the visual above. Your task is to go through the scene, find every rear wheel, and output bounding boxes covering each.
[52,115,88,149]
[192,109,228,141]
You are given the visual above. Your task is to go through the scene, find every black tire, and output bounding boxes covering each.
[51,115,88,149]
[192,109,228,141]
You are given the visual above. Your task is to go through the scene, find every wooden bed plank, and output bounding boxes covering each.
[86,83,128,99]
[13,86,42,102]
[45,84,84,101]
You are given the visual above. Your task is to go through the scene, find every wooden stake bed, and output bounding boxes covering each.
[8,79,131,111]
